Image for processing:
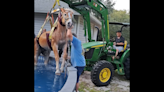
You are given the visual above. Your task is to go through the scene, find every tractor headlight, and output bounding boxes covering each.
[84,48,89,53]
[82,48,89,56]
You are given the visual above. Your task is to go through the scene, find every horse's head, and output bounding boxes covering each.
[59,8,74,29]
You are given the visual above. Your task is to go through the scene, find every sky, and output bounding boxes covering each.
[112,0,130,11]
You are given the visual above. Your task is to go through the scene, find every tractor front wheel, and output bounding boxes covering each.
[91,60,114,86]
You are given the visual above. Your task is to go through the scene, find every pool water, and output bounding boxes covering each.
[34,56,68,92]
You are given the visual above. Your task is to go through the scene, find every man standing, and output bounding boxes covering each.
[67,27,86,92]
[112,30,125,60]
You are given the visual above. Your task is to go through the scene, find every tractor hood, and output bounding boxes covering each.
[82,41,106,49]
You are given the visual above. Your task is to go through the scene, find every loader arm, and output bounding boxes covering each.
[61,0,110,45]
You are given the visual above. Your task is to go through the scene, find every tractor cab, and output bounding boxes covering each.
[107,22,130,58]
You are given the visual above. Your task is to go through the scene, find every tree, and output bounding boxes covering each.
[98,9,130,44]
[101,0,115,14]
[90,0,115,19]
[109,9,130,44]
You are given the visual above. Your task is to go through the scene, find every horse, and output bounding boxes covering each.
[34,8,74,75]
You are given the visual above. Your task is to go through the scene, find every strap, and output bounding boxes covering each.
[49,17,59,40]
[58,18,65,26]
[53,0,60,8]
[46,33,53,50]
[37,13,50,38]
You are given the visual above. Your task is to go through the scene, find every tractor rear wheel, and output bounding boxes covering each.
[91,60,114,86]
[123,57,130,80]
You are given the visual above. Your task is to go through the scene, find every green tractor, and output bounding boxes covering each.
[83,22,130,86]
[60,0,130,86]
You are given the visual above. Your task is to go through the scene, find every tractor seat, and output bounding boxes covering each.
[121,40,127,52]
[117,40,128,58]
[107,40,128,56]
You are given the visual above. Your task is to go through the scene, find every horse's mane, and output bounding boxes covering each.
[64,8,74,13]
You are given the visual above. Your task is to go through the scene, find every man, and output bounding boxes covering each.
[67,27,86,92]
[112,30,125,60]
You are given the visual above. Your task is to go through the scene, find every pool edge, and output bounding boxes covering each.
[59,66,77,92]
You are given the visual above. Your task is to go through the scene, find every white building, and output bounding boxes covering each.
[34,0,101,57]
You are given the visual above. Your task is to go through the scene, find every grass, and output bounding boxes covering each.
[79,81,129,92]
[79,81,109,92]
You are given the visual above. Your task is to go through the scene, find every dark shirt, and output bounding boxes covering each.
[115,36,125,47]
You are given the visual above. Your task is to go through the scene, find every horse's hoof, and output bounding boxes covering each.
[55,70,61,75]
[67,63,71,67]
[60,67,64,73]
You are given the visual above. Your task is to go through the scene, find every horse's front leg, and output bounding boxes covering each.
[51,39,60,75]
[60,43,67,72]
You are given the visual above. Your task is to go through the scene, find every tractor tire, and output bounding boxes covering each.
[123,57,130,80]
[91,60,114,86]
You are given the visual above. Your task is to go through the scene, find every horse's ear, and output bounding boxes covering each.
[60,8,65,13]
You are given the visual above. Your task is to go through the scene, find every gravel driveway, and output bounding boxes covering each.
[79,71,130,92]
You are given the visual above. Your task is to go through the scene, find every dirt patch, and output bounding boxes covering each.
[79,71,130,92]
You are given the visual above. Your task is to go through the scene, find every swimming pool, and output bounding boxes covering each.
[34,56,68,92]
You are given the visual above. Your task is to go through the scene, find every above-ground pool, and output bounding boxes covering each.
[34,56,68,92]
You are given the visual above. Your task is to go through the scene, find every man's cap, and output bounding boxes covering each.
[116,30,122,33]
